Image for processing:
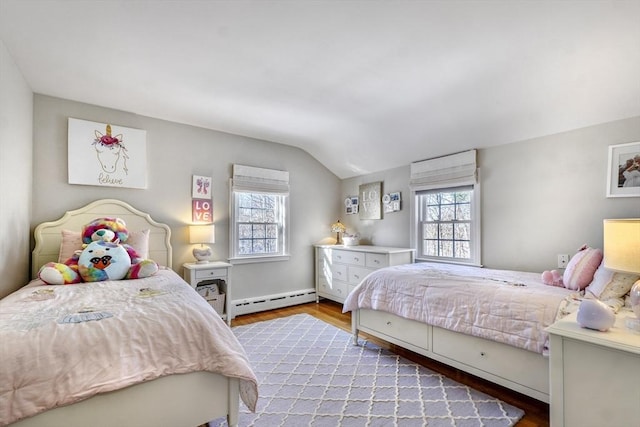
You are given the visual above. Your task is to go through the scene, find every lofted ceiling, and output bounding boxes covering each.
[1,0,639,179]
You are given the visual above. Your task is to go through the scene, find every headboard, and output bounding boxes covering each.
[32,199,173,278]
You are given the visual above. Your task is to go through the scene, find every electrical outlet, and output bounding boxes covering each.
[557,254,570,269]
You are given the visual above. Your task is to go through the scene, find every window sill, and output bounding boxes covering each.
[415,258,483,268]
[228,254,290,265]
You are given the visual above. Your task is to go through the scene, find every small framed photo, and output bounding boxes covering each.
[192,175,212,199]
[607,142,640,197]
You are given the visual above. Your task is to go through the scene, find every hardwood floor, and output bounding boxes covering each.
[231,300,550,427]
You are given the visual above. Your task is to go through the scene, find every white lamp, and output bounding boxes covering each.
[603,219,640,331]
[189,224,215,264]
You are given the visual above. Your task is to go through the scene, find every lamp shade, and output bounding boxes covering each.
[189,224,215,244]
[330,220,346,234]
[603,219,640,273]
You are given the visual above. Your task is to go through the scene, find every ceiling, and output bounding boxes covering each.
[1,0,639,179]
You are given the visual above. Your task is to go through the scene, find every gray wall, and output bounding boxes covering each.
[31,95,340,300]
[0,40,33,298]
[3,38,639,300]
[341,116,640,273]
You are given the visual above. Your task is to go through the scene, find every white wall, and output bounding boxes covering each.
[32,95,341,301]
[0,40,33,298]
[341,116,640,273]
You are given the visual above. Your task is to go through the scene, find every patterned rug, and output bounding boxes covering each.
[210,314,524,427]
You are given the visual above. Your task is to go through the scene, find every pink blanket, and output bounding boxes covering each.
[343,262,575,354]
[0,269,258,426]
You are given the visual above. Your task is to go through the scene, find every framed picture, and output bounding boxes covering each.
[68,118,147,189]
[192,175,212,199]
[344,196,359,215]
[359,182,382,220]
[383,191,402,213]
[607,141,640,197]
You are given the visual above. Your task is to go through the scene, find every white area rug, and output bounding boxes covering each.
[210,314,524,426]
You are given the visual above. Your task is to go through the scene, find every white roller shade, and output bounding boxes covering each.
[410,150,477,190]
[232,164,289,194]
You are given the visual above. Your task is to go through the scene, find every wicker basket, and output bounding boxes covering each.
[196,282,226,316]
[206,292,225,316]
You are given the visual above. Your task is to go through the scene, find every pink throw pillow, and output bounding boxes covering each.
[563,245,603,291]
[58,229,150,262]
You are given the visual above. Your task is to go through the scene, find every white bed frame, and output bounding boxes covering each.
[17,199,240,427]
[352,308,550,403]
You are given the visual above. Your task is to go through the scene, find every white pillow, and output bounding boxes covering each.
[585,263,639,300]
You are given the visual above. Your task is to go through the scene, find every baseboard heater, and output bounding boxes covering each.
[231,288,317,316]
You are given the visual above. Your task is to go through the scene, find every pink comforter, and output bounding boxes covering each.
[0,269,258,426]
[343,262,575,354]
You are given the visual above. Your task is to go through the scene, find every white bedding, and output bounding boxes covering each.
[0,268,258,426]
[343,262,578,354]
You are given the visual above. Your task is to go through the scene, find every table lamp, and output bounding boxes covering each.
[603,218,640,331]
[330,220,347,245]
[189,224,215,263]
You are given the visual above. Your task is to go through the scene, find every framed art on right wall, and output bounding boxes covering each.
[607,141,640,197]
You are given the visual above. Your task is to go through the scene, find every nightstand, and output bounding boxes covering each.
[547,310,640,427]
[183,262,233,326]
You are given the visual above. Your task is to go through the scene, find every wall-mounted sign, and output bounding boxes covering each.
[192,199,213,223]
[359,181,382,220]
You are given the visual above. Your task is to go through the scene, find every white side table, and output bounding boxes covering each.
[183,262,233,326]
[547,310,640,427]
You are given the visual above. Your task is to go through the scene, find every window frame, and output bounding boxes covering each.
[411,182,481,266]
[229,189,290,264]
[229,165,290,265]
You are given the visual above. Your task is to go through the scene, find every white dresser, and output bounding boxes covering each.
[547,310,640,427]
[315,245,414,303]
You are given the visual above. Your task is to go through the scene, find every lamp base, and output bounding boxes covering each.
[193,246,213,263]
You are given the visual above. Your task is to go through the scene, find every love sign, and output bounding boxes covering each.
[192,199,213,223]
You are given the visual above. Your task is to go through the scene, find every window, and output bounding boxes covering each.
[230,165,290,263]
[409,150,480,265]
[416,186,475,262]
[235,192,286,256]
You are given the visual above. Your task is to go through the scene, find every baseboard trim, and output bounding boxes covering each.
[231,288,317,316]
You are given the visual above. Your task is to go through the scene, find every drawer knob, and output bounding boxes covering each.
[480,352,486,357]
[354,275,359,279]
[374,259,380,264]
[354,257,359,261]
[386,321,392,326]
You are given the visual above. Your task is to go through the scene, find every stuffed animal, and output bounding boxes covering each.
[541,269,564,287]
[38,217,158,285]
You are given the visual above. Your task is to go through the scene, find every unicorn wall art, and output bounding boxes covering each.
[68,118,147,189]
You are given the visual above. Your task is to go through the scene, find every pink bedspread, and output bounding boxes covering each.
[0,268,258,426]
[343,262,575,354]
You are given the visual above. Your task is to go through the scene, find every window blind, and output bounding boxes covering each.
[409,150,477,190]
[232,164,290,194]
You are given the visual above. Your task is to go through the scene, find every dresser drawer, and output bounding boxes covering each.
[195,269,227,280]
[333,250,365,266]
[331,263,348,281]
[318,277,349,300]
[349,266,372,284]
[366,253,389,268]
